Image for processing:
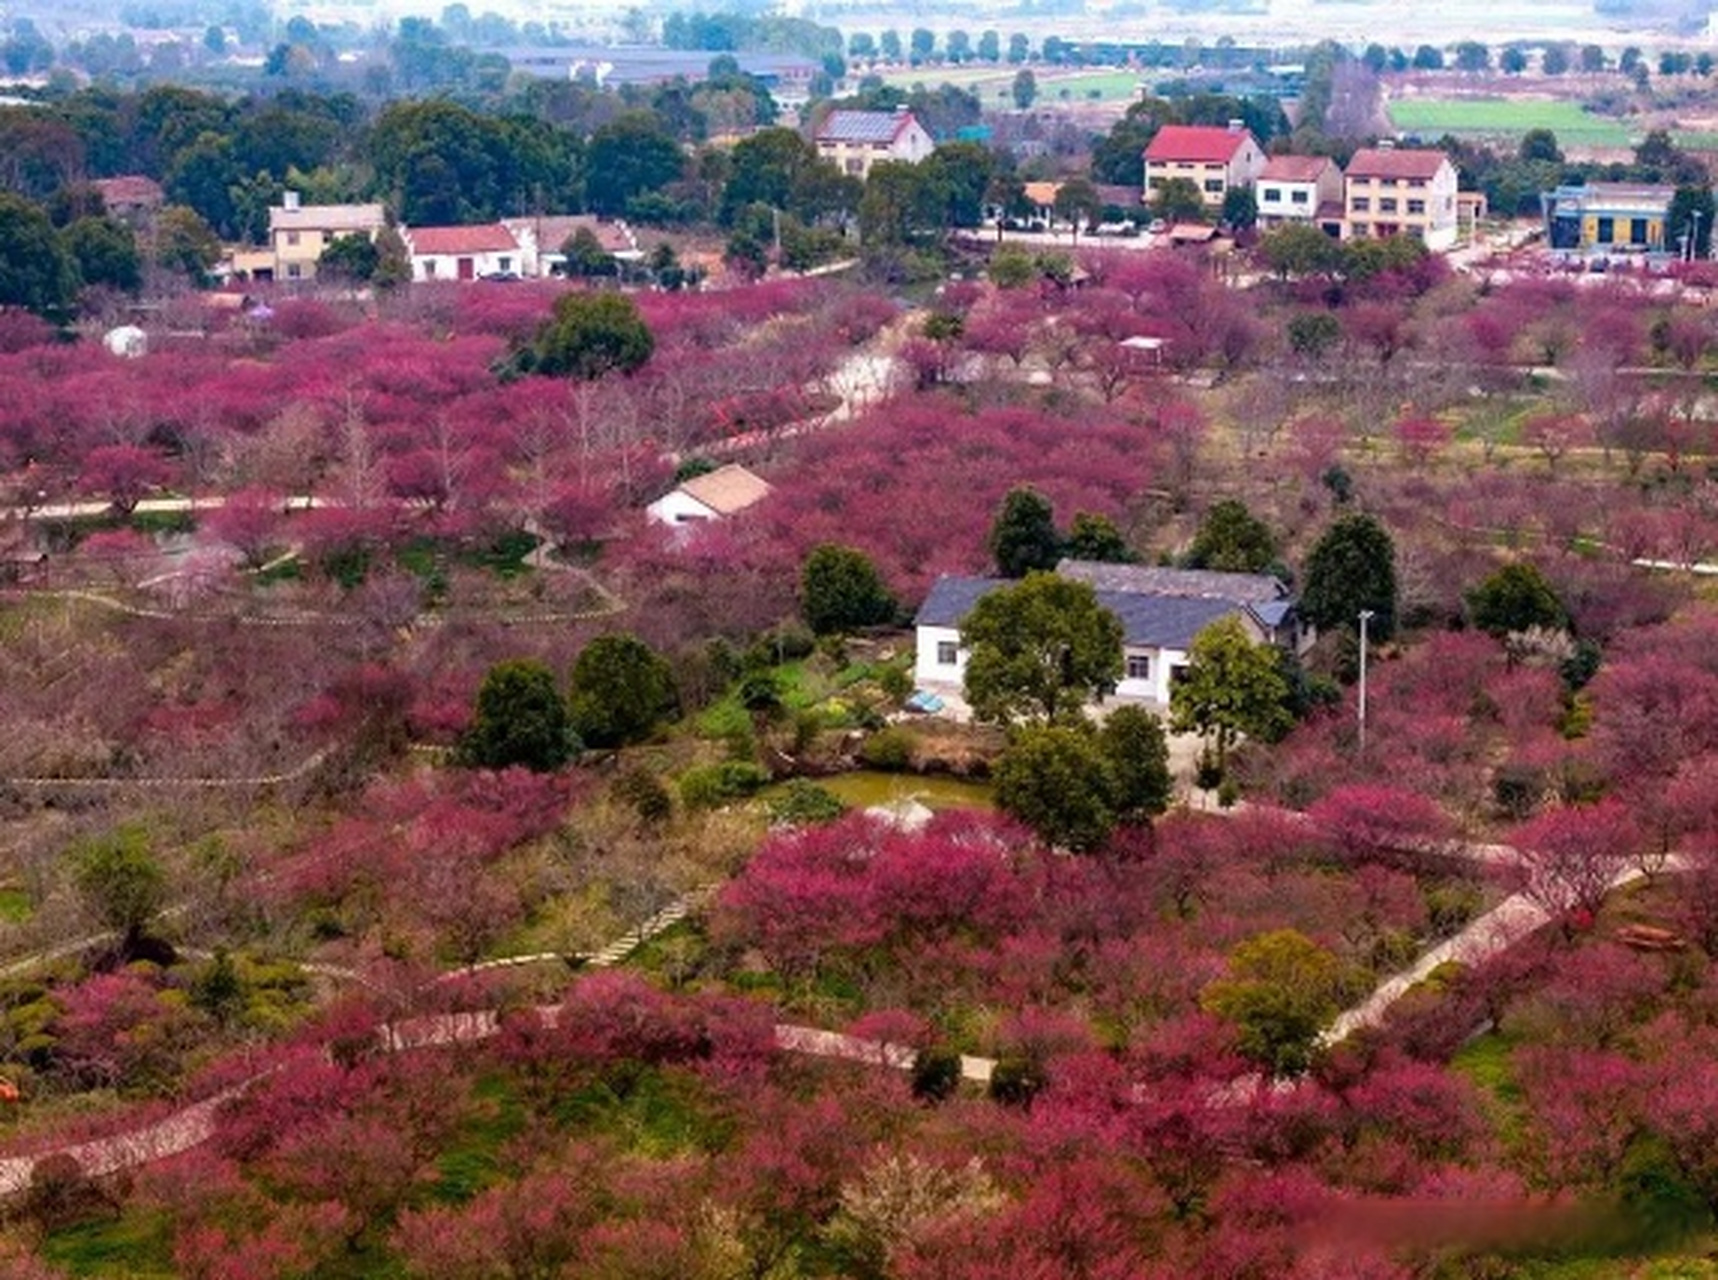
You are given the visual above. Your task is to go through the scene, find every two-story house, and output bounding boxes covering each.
[1254,154,1344,235]
[813,108,934,181]
[1342,146,1459,251]
[268,191,387,283]
[1143,123,1267,212]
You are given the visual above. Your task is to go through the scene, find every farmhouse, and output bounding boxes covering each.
[1342,146,1459,251]
[1253,154,1344,235]
[268,191,387,282]
[645,464,773,529]
[813,108,934,180]
[400,223,523,282]
[913,561,1302,707]
[1143,123,1266,211]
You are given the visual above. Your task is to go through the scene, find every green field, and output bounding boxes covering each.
[872,65,1146,104]
[1385,96,1631,147]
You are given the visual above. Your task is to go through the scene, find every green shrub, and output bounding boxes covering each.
[614,768,673,824]
[877,664,913,702]
[988,1053,1046,1107]
[911,1046,962,1102]
[1424,882,1484,936]
[679,761,772,810]
[859,726,916,772]
[766,780,847,826]
[1492,762,1543,819]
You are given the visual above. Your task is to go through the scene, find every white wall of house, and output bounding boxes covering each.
[914,628,1189,706]
[914,624,968,690]
[411,248,521,282]
[645,490,720,527]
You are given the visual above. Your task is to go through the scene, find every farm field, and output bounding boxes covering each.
[1385,95,1632,146]
[869,64,1147,105]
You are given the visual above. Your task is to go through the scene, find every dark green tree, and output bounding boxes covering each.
[1220,186,1257,231]
[801,543,896,635]
[60,215,140,294]
[1063,512,1133,563]
[528,291,654,380]
[1668,186,1716,259]
[1011,67,1038,109]
[1201,929,1345,1076]
[1170,615,1293,769]
[73,825,166,951]
[568,633,679,748]
[988,485,1062,578]
[1519,128,1563,163]
[1099,705,1172,823]
[318,232,380,282]
[458,658,577,771]
[1465,562,1568,638]
[1151,177,1206,225]
[994,723,1116,852]
[152,205,222,284]
[0,193,76,315]
[1187,499,1277,573]
[560,226,618,278]
[1453,40,1490,71]
[1300,512,1398,641]
[1287,311,1342,360]
[1500,46,1527,74]
[587,111,684,216]
[962,572,1124,724]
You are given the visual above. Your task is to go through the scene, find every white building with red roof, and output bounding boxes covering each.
[813,108,934,180]
[400,223,524,282]
[1143,122,1266,211]
[1254,154,1344,234]
[1342,145,1459,251]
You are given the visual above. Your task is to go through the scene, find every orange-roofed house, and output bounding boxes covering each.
[1254,154,1344,235]
[1343,146,1460,250]
[401,223,524,281]
[1143,122,1266,211]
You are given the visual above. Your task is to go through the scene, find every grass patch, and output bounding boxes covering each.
[0,887,32,923]
[41,1209,176,1276]
[128,509,195,537]
[554,1067,733,1157]
[1386,97,1630,147]
[428,1073,529,1204]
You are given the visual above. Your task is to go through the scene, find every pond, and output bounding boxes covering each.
[776,770,994,812]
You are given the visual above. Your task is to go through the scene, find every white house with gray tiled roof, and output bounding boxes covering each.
[813,108,934,180]
[913,561,1302,708]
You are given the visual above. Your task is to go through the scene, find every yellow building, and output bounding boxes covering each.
[268,192,387,282]
[1542,183,1675,256]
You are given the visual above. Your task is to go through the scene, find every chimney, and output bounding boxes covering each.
[284,190,301,210]
[1227,117,1243,131]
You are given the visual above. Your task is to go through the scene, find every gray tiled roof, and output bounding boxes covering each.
[914,572,1270,652]
[1056,560,1287,604]
[914,575,1004,627]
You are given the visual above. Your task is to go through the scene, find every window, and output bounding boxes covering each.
[1262,186,1281,204]
[1125,655,1152,681]
[286,263,301,279]
[1630,217,1649,245]
[424,259,437,277]
[286,231,300,246]
[1379,198,1398,213]
[936,641,959,667]
[1351,221,1370,236]
[498,256,513,271]
[1148,176,1164,189]
[1407,199,1426,215]
[1596,217,1615,245]
[1352,196,1370,212]
[1409,178,1427,189]
[845,159,863,175]
[1203,178,1224,194]
[1290,189,1308,204]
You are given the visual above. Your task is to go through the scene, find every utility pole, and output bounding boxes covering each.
[1358,609,1374,755]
